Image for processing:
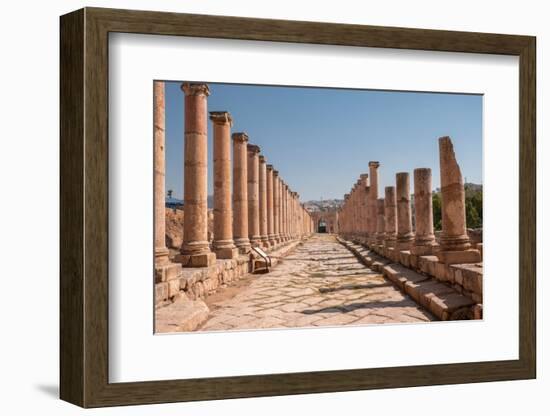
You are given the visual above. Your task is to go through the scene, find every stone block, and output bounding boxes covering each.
[399,250,411,268]
[215,247,239,258]
[168,278,180,298]
[434,262,449,281]
[436,249,481,265]
[175,252,217,267]
[418,255,438,275]
[155,298,210,333]
[155,282,169,304]
[428,293,476,320]
[154,262,182,283]
[409,254,419,270]
[405,280,455,309]
[476,243,483,260]
[410,244,436,256]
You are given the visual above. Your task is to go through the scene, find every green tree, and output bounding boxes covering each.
[432,192,442,231]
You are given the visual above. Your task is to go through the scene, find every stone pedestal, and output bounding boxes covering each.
[384,186,397,247]
[436,137,481,264]
[247,144,261,247]
[210,111,238,260]
[411,168,438,256]
[232,133,251,254]
[396,172,414,251]
[176,82,216,268]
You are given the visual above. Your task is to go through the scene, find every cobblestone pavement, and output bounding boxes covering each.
[198,234,434,331]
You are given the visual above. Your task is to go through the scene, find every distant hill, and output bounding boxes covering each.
[304,199,343,212]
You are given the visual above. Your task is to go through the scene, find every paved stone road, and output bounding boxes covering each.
[199,234,434,331]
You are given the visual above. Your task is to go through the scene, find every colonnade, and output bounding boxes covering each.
[154,81,314,269]
[338,136,481,264]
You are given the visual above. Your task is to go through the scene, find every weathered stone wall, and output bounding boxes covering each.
[311,209,339,233]
[165,207,214,250]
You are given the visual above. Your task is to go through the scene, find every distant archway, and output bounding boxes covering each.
[318,219,327,233]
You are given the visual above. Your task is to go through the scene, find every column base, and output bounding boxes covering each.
[411,244,438,256]
[436,249,481,265]
[215,247,240,260]
[154,262,182,283]
[175,252,217,268]
[395,240,413,251]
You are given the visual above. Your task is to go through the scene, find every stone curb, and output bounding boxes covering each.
[337,237,477,320]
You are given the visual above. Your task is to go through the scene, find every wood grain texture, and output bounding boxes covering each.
[59,7,536,408]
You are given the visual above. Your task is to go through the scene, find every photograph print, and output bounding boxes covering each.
[154,81,483,334]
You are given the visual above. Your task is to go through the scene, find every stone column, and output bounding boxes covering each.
[376,198,386,243]
[437,136,481,264]
[283,184,289,241]
[266,165,276,246]
[258,155,269,248]
[210,111,239,259]
[384,187,397,247]
[396,172,414,251]
[273,171,280,244]
[154,81,182,282]
[360,174,369,238]
[411,168,437,255]
[232,132,251,254]
[368,161,380,243]
[154,81,170,266]
[177,83,216,267]
[247,144,261,247]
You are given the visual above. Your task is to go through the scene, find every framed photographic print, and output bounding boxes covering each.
[60,7,536,408]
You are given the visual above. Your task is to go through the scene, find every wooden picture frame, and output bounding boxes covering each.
[60,7,536,408]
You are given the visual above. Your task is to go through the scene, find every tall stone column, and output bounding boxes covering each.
[232,133,251,254]
[258,155,269,248]
[177,83,216,267]
[396,172,414,251]
[376,198,386,243]
[283,184,289,241]
[411,168,437,255]
[368,161,380,243]
[384,187,397,247]
[154,81,170,266]
[437,136,481,264]
[247,144,261,247]
[154,81,182,282]
[360,174,369,237]
[210,111,239,259]
[266,165,276,246]
[273,171,280,244]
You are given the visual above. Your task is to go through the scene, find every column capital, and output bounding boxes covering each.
[247,144,261,154]
[266,164,274,171]
[273,170,279,177]
[369,161,380,168]
[209,111,233,125]
[259,155,266,163]
[232,132,249,143]
[181,82,210,97]
[360,173,369,180]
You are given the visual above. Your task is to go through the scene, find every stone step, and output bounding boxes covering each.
[338,237,477,321]
[155,297,210,333]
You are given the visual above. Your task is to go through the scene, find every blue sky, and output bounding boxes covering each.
[164,81,482,201]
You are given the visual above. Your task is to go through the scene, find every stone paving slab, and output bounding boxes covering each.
[197,234,435,332]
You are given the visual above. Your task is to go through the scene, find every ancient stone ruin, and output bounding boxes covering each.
[154,81,483,332]
[338,139,483,321]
